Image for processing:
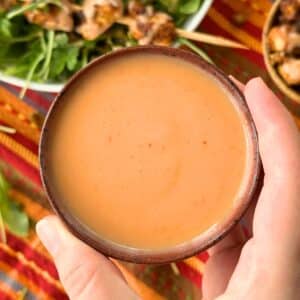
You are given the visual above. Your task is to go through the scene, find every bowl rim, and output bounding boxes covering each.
[39,45,262,264]
[262,0,300,104]
[0,0,214,93]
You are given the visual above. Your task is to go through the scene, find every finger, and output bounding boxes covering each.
[244,78,300,255]
[36,216,138,300]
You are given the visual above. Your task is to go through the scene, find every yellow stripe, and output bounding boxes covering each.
[223,0,267,28]
[183,257,205,274]
[208,7,262,53]
[0,133,39,169]
[0,243,65,292]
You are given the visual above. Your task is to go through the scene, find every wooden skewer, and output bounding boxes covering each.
[118,17,248,50]
[176,28,248,50]
[170,262,180,275]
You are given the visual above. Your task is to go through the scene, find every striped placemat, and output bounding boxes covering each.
[1,1,298,299]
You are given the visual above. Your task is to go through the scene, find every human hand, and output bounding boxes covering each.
[36,78,300,300]
[203,78,300,300]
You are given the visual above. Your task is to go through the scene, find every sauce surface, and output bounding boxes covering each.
[48,53,248,249]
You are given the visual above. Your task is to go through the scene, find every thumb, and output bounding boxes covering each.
[36,215,138,300]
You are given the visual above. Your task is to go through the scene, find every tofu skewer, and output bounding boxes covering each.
[118,16,248,49]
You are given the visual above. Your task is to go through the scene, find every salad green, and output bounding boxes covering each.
[0,171,29,239]
[0,0,208,88]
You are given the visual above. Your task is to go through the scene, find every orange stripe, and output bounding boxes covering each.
[0,244,64,293]
[0,261,53,300]
[0,87,36,117]
[223,0,267,28]
[208,7,262,53]
[0,87,40,143]
[0,133,39,169]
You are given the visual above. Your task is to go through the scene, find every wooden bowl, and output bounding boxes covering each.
[263,0,300,106]
[39,46,262,264]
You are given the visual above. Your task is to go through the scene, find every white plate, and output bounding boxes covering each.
[0,0,213,93]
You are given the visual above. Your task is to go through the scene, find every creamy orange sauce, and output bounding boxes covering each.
[47,53,247,249]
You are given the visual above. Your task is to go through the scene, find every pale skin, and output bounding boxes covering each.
[36,78,300,300]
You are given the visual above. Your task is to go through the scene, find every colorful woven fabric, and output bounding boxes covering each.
[0,1,298,299]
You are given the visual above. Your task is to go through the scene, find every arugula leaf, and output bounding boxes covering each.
[20,51,44,98]
[49,47,69,78]
[0,17,12,38]
[39,30,55,80]
[3,36,44,78]
[43,33,81,79]
[0,172,10,193]
[54,33,69,47]
[157,0,180,13]
[178,0,202,14]
[0,172,29,237]
[1,200,29,237]
[66,47,80,71]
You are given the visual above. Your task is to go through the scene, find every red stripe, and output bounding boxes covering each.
[8,85,51,111]
[8,132,38,155]
[0,144,41,187]
[234,48,266,70]
[200,16,265,69]
[213,0,262,40]
[7,232,59,280]
[196,251,209,262]
[0,290,14,300]
[176,262,202,287]
[0,247,68,300]
[25,90,52,110]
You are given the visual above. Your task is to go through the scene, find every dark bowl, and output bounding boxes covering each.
[263,0,300,106]
[39,46,262,264]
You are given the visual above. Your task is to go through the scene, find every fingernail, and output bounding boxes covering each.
[36,217,61,256]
